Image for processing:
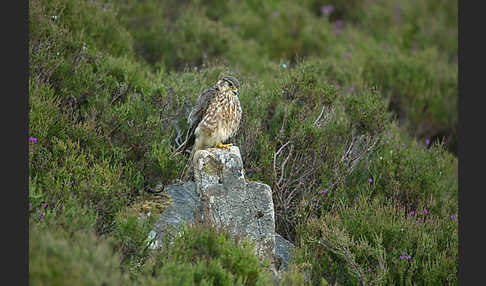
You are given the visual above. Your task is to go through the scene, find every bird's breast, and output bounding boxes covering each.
[198,92,241,143]
[221,94,242,133]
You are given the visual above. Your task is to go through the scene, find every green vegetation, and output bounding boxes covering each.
[29,0,457,285]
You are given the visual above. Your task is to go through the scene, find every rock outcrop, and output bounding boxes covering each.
[152,146,294,272]
[192,146,275,258]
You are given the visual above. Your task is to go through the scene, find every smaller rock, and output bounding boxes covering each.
[157,181,198,226]
[275,233,295,272]
[152,181,199,247]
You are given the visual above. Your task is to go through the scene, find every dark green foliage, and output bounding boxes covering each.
[343,86,389,135]
[365,128,458,214]
[113,212,158,273]
[293,195,457,285]
[362,47,458,152]
[29,224,130,286]
[30,0,135,60]
[141,224,276,286]
[29,0,457,285]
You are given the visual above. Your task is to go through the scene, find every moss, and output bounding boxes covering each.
[126,192,172,216]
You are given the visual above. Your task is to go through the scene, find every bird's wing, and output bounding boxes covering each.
[187,86,218,127]
[169,87,218,158]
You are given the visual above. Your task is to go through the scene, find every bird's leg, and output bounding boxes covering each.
[213,142,233,149]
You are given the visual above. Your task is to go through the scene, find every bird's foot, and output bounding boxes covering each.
[213,142,233,150]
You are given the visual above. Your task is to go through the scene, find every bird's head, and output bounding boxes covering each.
[217,76,240,96]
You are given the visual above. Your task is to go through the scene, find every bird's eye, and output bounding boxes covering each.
[229,82,233,87]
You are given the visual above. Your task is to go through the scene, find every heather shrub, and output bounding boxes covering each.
[113,0,171,66]
[29,224,130,286]
[135,223,287,286]
[114,0,264,73]
[362,47,458,152]
[29,0,134,60]
[304,0,457,59]
[29,81,145,234]
[217,0,333,61]
[288,124,457,285]
[113,211,159,274]
[293,195,457,285]
[364,126,458,214]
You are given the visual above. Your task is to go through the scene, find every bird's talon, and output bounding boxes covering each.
[222,143,233,149]
[213,143,233,149]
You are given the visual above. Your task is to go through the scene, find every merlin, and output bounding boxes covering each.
[170,76,242,180]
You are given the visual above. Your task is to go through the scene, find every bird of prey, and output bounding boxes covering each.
[170,76,242,180]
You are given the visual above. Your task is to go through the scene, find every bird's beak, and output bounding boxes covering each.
[233,88,238,95]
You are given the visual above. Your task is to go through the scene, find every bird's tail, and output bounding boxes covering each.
[169,140,187,159]
[180,148,195,181]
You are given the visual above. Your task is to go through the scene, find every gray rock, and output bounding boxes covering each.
[152,181,198,247]
[156,181,198,227]
[275,233,295,272]
[192,146,275,258]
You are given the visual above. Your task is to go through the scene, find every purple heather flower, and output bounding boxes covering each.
[103,3,112,8]
[313,197,317,203]
[272,11,280,17]
[415,220,419,225]
[426,139,430,145]
[402,143,406,148]
[413,259,416,264]
[393,3,403,22]
[424,209,428,215]
[319,189,329,194]
[407,255,411,259]
[349,87,355,92]
[40,212,45,220]
[415,266,418,269]
[368,178,372,183]
[321,5,335,15]
[335,19,343,28]
[343,53,351,59]
[409,211,415,216]
[29,136,38,143]
[400,256,404,259]
[402,251,405,255]
[451,215,455,220]
[42,203,47,209]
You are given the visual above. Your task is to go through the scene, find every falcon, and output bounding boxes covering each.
[170,76,242,179]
